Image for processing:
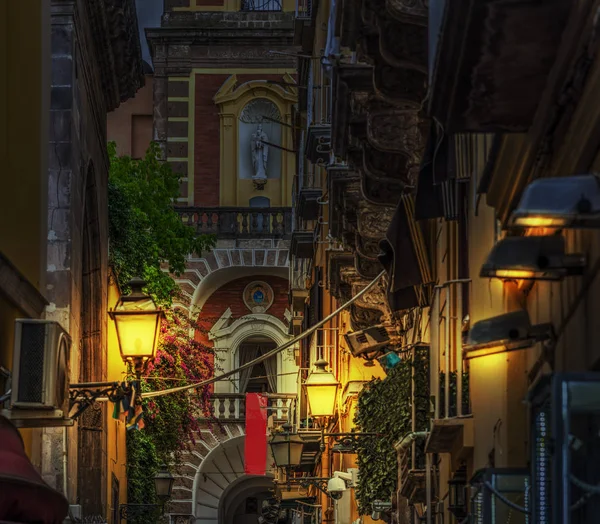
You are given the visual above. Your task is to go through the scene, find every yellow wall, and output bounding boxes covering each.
[0,2,50,465]
[106,280,129,517]
[213,73,296,208]
[0,1,50,290]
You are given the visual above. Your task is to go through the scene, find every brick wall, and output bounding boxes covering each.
[195,275,289,349]
[193,73,294,207]
[194,74,228,206]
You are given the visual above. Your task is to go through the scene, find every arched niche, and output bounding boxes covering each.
[213,75,297,207]
[239,98,282,182]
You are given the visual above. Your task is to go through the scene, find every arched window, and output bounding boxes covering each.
[249,196,270,208]
[238,98,282,180]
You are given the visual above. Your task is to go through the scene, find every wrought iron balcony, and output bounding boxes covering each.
[178,207,292,239]
[241,0,282,10]
[203,393,297,423]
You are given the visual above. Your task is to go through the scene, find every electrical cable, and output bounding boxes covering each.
[141,271,386,399]
[483,481,530,514]
[570,473,600,495]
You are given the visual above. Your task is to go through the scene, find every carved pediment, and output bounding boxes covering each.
[361,174,404,207]
[373,64,427,107]
[367,110,426,154]
[357,205,393,239]
[385,0,428,24]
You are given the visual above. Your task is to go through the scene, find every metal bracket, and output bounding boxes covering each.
[321,429,380,453]
[287,477,330,497]
[69,381,134,419]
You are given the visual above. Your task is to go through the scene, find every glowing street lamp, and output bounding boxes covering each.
[109,277,165,377]
[304,359,339,418]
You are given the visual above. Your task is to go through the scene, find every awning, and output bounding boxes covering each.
[0,416,69,524]
[414,124,458,221]
[378,194,434,312]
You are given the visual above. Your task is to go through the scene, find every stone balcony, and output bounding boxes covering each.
[178,206,292,239]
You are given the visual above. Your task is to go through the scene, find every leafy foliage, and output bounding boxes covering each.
[108,141,215,305]
[354,350,429,515]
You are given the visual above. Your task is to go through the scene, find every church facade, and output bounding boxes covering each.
[145,3,301,522]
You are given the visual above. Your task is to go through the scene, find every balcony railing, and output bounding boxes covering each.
[307,60,332,128]
[178,207,292,238]
[295,0,311,18]
[241,0,282,10]
[205,393,297,422]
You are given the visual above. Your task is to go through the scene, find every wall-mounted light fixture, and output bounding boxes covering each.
[509,174,600,229]
[448,467,468,519]
[480,235,585,281]
[303,359,339,417]
[109,277,165,378]
[463,310,553,360]
[70,278,165,418]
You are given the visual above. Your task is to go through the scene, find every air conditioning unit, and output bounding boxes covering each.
[344,324,399,357]
[10,320,71,416]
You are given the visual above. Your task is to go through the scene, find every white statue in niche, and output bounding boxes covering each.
[251,124,269,188]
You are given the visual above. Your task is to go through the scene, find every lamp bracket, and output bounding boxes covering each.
[287,477,330,497]
[69,381,133,419]
[321,430,380,453]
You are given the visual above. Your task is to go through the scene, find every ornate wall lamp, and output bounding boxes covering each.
[509,174,600,229]
[69,278,165,418]
[303,359,339,418]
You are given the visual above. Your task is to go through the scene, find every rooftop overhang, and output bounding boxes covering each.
[428,0,573,132]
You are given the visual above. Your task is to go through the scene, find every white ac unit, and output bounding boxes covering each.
[11,319,71,415]
[344,324,399,356]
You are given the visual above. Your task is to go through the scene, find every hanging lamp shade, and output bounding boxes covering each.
[304,359,339,417]
[154,464,175,500]
[269,424,304,468]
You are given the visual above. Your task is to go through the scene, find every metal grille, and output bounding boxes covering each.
[18,322,46,403]
[533,399,551,524]
[241,0,281,10]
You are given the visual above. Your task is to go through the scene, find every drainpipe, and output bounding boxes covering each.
[396,432,430,524]
[397,431,429,450]
[62,427,68,498]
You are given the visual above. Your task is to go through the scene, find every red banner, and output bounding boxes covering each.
[244,393,268,475]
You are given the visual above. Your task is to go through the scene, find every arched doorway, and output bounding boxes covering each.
[237,336,278,394]
[192,435,277,524]
[218,475,276,524]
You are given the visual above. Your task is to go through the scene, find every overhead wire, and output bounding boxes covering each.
[141,271,386,399]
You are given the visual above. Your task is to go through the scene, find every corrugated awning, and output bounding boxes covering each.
[378,195,434,312]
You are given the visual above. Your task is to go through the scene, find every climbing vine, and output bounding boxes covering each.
[354,349,429,515]
[108,143,216,521]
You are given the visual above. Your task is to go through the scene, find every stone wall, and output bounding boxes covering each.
[44,0,143,518]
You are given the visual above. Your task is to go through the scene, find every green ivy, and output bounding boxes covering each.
[354,350,430,515]
[439,371,471,417]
